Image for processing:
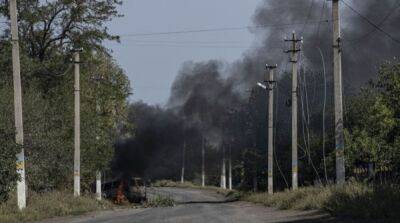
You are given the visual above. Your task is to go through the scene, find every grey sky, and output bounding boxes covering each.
[106,0,261,105]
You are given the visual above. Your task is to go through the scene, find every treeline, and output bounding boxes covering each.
[0,0,131,202]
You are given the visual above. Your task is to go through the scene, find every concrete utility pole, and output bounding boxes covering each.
[332,0,345,185]
[266,64,277,194]
[10,0,26,210]
[96,171,102,200]
[201,137,205,187]
[228,144,232,190]
[220,145,226,189]
[96,100,102,200]
[92,74,104,201]
[73,49,82,197]
[181,139,186,184]
[285,31,302,190]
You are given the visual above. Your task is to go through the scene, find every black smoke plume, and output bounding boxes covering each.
[113,0,400,187]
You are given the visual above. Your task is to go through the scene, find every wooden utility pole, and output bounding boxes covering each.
[181,139,186,184]
[73,49,82,197]
[285,31,302,190]
[10,0,26,210]
[220,145,226,189]
[266,64,277,194]
[332,0,345,185]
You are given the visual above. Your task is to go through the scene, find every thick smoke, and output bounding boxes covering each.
[113,0,400,185]
[231,0,400,92]
[168,61,243,147]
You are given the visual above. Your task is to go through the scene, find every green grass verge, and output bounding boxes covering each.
[0,191,114,223]
[145,195,175,208]
[152,180,242,202]
[241,181,400,221]
[152,180,198,188]
[152,180,236,196]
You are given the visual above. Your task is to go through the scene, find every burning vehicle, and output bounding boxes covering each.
[93,177,147,204]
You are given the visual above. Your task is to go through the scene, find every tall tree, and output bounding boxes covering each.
[0,0,122,61]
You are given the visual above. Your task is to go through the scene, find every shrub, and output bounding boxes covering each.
[145,195,175,207]
[0,133,19,203]
[241,181,400,221]
[0,191,114,223]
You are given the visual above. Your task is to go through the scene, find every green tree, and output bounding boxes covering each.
[345,63,400,172]
[0,0,122,61]
[0,0,131,197]
[0,75,19,202]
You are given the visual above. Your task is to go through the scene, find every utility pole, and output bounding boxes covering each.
[10,0,26,210]
[73,49,82,197]
[332,0,345,185]
[181,139,186,184]
[228,144,232,190]
[201,136,205,187]
[266,64,277,194]
[220,144,226,189]
[285,31,302,190]
[91,74,104,201]
[96,171,102,200]
[96,94,102,201]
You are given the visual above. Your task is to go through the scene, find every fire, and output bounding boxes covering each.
[115,180,127,204]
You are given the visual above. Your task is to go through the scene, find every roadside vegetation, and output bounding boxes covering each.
[241,181,400,221]
[0,1,131,221]
[0,191,114,223]
[145,195,175,208]
[153,180,230,195]
[152,180,241,200]
[0,0,131,202]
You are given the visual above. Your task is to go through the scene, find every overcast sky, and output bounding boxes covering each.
[105,0,261,105]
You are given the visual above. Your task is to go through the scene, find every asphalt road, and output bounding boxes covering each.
[44,187,337,223]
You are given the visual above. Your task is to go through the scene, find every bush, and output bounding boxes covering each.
[324,184,400,220]
[0,134,19,203]
[152,180,236,197]
[0,83,19,203]
[241,181,400,221]
[152,180,197,188]
[0,191,114,223]
[145,195,175,207]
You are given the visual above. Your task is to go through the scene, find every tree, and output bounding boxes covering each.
[0,0,131,196]
[0,75,19,202]
[345,63,400,175]
[0,0,122,61]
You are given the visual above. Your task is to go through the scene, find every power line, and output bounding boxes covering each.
[120,40,250,44]
[341,0,400,45]
[124,42,281,49]
[315,0,327,46]
[119,19,331,37]
[346,1,400,43]
[116,39,287,49]
[300,0,316,36]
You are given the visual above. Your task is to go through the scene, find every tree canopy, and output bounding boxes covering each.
[0,0,131,200]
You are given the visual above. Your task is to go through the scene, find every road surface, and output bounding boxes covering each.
[41,187,337,223]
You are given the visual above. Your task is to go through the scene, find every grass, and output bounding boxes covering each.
[153,179,197,188]
[241,181,400,221]
[152,180,237,197]
[0,191,114,223]
[145,195,175,208]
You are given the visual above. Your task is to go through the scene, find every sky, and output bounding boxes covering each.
[105,0,261,105]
